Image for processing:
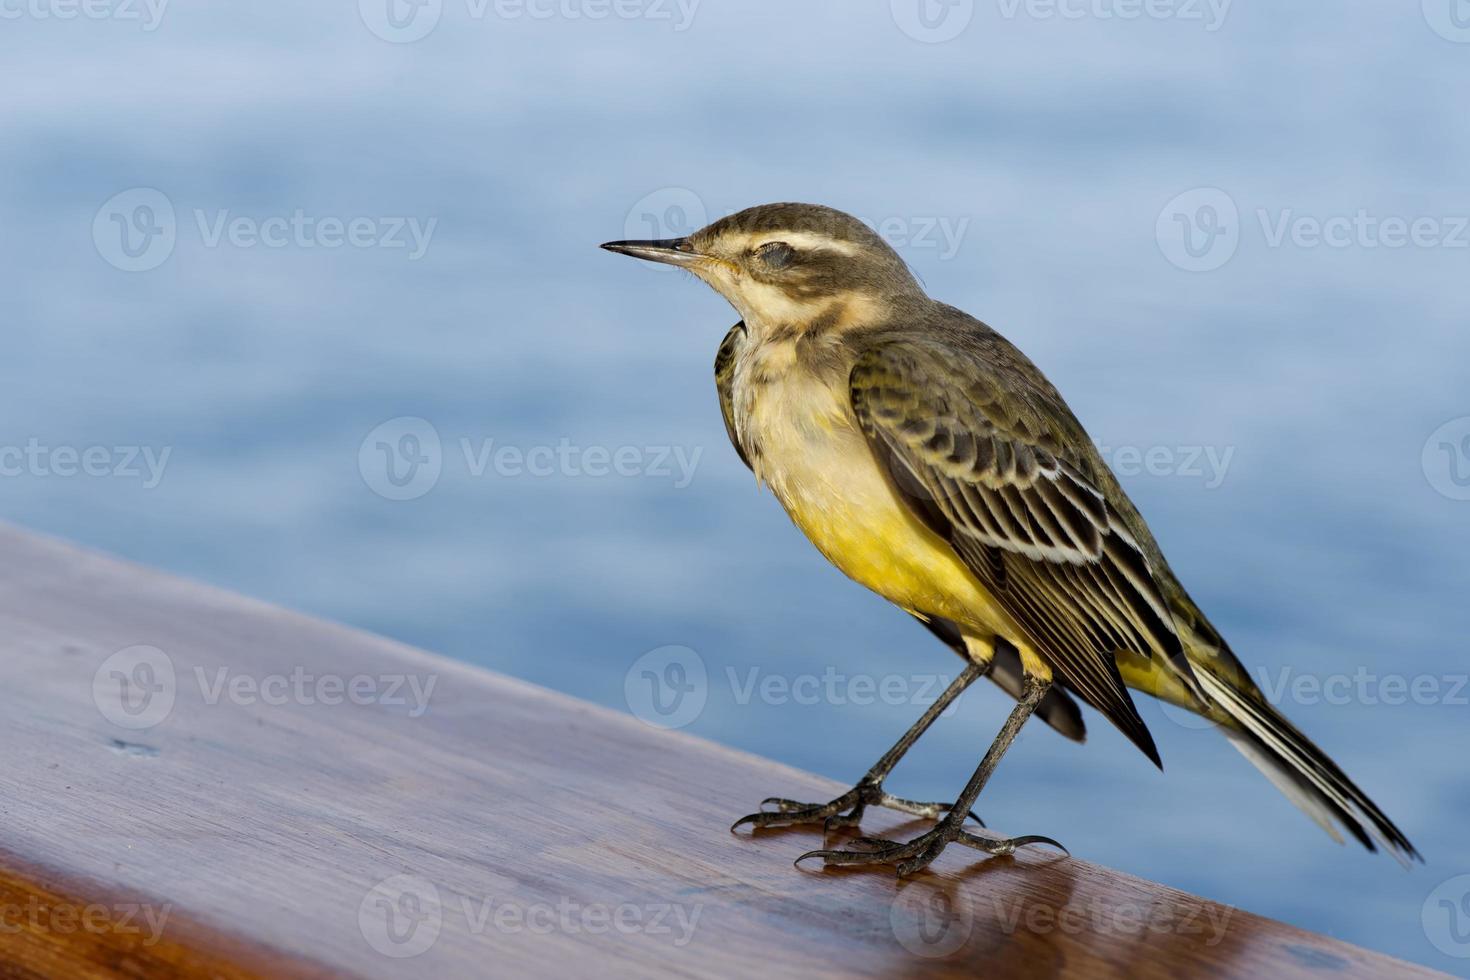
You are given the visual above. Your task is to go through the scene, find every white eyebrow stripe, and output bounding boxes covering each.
[756,231,862,257]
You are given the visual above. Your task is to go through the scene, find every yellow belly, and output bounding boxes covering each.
[750,403,1016,642]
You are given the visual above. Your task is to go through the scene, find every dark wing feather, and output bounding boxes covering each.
[713,322,751,469]
[851,340,1203,767]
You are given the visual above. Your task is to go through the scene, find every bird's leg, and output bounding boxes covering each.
[732,660,988,834]
[795,675,1066,876]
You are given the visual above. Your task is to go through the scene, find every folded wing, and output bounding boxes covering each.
[849,339,1205,767]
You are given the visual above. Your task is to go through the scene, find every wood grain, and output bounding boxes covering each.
[0,525,1442,978]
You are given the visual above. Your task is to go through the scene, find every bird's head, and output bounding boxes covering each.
[602,202,924,330]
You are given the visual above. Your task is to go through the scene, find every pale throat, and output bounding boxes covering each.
[724,284,826,338]
[729,317,863,495]
[738,289,884,345]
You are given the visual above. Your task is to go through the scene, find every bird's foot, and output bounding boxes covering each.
[794,815,1066,877]
[730,781,982,835]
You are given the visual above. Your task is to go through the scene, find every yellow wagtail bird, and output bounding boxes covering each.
[602,203,1418,875]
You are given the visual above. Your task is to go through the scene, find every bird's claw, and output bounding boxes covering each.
[794,824,1066,876]
[730,784,984,834]
[968,833,1068,858]
[729,792,861,833]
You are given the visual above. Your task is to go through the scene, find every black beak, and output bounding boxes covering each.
[599,238,704,268]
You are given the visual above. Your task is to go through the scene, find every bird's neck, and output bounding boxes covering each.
[741,292,889,346]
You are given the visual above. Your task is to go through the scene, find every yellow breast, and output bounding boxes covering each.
[733,343,1014,639]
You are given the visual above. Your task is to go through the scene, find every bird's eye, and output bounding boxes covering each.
[755,241,796,270]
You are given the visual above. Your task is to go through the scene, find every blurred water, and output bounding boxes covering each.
[2,0,1469,971]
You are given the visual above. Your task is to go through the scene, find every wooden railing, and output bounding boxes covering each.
[0,525,1440,978]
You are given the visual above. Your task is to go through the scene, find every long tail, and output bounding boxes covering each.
[1194,666,1421,864]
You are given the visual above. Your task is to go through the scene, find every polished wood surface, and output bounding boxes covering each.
[0,526,1442,978]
